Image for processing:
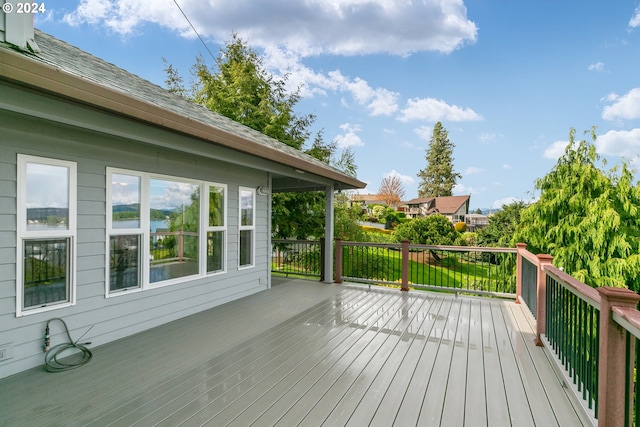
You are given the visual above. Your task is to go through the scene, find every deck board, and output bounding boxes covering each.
[482,300,512,427]
[463,299,488,426]
[0,279,591,427]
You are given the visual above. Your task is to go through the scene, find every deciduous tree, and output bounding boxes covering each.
[378,175,405,207]
[417,122,461,197]
[514,128,640,290]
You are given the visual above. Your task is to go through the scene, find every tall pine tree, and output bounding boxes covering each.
[417,122,461,197]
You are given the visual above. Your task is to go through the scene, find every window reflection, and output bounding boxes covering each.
[149,179,200,283]
[111,174,141,229]
[25,163,69,230]
[240,189,253,226]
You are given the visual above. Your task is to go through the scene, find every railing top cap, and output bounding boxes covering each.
[597,286,640,303]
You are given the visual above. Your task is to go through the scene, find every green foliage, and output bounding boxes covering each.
[514,127,640,290]
[272,191,325,239]
[417,122,461,197]
[394,214,462,245]
[371,205,387,219]
[461,231,477,246]
[454,221,467,233]
[476,201,527,247]
[164,33,361,240]
[191,34,313,150]
[334,192,368,241]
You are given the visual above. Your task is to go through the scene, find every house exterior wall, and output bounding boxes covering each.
[0,107,272,379]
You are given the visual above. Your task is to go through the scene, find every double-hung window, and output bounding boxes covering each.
[17,155,77,315]
[206,184,226,274]
[239,187,255,268]
[107,171,143,294]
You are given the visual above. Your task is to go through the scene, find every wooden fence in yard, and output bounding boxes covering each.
[272,238,640,426]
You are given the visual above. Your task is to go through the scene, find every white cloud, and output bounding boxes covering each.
[588,62,605,72]
[414,126,433,141]
[464,166,484,175]
[337,75,399,115]
[630,6,640,28]
[602,88,640,121]
[478,132,500,143]
[334,123,365,148]
[453,183,483,195]
[503,164,512,169]
[262,54,399,116]
[596,128,640,160]
[63,0,477,56]
[491,197,518,210]
[383,169,415,185]
[543,140,568,159]
[398,97,482,122]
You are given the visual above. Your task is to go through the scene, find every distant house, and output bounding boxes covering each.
[464,213,489,231]
[402,195,470,223]
[0,13,364,379]
[349,193,386,213]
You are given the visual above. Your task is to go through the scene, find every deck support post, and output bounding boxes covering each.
[323,185,334,284]
[334,238,343,284]
[515,243,527,304]
[534,254,553,346]
[401,240,409,291]
[597,287,640,427]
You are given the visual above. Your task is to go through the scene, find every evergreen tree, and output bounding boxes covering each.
[514,127,640,290]
[417,122,461,197]
[163,33,359,240]
[476,201,527,247]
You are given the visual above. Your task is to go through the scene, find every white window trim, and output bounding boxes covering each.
[16,155,77,316]
[146,174,202,289]
[238,186,256,269]
[105,168,145,297]
[105,169,229,295]
[204,183,227,275]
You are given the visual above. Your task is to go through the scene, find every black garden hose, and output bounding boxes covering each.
[44,318,93,373]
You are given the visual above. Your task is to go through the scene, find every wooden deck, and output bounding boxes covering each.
[0,278,592,426]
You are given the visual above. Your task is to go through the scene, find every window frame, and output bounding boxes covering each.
[106,168,145,296]
[16,154,77,316]
[238,186,256,269]
[105,169,229,296]
[204,183,227,275]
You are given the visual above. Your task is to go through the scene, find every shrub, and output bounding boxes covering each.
[394,214,462,245]
[461,231,477,246]
[454,221,467,232]
[361,225,394,235]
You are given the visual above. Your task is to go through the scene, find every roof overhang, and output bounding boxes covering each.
[0,43,366,193]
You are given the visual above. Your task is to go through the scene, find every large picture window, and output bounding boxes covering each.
[17,155,76,315]
[106,169,228,294]
[149,178,200,283]
[239,187,255,268]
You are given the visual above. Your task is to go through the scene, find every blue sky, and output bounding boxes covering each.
[34,0,640,210]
